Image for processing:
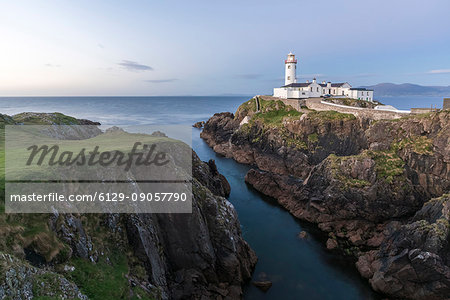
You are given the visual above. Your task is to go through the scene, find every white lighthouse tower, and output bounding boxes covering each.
[284,52,297,85]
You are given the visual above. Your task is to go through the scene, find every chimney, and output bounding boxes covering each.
[322,81,326,84]
[313,78,317,83]
[327,82,331,88]
[306,80,309,83]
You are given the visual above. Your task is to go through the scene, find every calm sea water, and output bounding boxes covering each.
[376,95,444,110]
[1,95,441,299]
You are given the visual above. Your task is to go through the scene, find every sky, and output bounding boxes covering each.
[1,0,450,96]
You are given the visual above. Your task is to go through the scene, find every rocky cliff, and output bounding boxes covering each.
[201,97,450,299]
[0,113,256,300]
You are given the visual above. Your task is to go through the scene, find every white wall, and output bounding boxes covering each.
[274,87,287,98]
[307,82,321,97]
[285,62,297,85]
[348,90,373,101]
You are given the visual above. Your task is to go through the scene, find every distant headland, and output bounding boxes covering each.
[362,82,450,97]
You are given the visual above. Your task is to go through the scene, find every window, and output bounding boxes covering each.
[323,89,325,93]
[342,91,344,95]
[287,76,290,80]
[317,87,319,92]
[310,87,313,92]
[288,65,291,69]
[333,89,335,94]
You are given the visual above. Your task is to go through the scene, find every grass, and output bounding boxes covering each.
[32,273,67,298]
[327,154,371,189]
[237,98,360,151]
[0,212,66,261]
[235,97,257,118]
[68,251,129,300]
[284,135,308,150]
[0,115,101,259]
[391,135,434,156]
[307,133,318,143]
[307,110,356,121]
[251,99,302,127]
[368,150,405,184]
[253,108,302,126]
[0,113,162,300]
[12,112,82,125]
[416,217,449,241]
[328,149,405,187]
[0,126,66,260]
[345,178,371,188]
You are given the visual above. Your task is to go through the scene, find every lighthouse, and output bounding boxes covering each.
[284,52,297,85]
[273,53,373,100]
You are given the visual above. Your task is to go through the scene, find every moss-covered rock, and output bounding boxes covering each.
[0,112,256,300]
[203,97,450,299]
[0,252,87,299]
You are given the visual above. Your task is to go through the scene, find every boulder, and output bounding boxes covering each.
[252,280,272,292]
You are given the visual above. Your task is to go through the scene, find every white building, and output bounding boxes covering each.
[273,52,374,101]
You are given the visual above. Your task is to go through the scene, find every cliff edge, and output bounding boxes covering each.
[0,113,256,300]
[201,97,450,299]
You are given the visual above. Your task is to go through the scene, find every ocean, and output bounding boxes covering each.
[1,95,440,299]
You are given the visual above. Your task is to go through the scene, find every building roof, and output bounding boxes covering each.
[282,83,311,88]
[331,83,347,87]
[350,87,373,91]
[283,82,353,88]
[318,82,347,87]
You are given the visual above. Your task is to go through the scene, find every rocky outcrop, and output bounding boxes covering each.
[193,121,205,128]
[323,98,382,109]
[201,104,370,178]
[1,155,255,300]
[192,152,231,197]
[0,252,87,300]
[123,176,256,299]
[357,194,450,299]
[0,112,103,139]
[201,97,450,299]
[0,112,256,299]
[245,151,422,224]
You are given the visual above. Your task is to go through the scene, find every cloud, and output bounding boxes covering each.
[235,74,263,79]
[144,79,178,83]
[45,63,61,67]
[98,43,105,49]
[118,60,153,71]
[427,69,450,74]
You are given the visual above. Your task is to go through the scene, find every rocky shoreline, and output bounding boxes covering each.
[200,97,450,299]
[0,113,256,300]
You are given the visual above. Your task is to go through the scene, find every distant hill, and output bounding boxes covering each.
[361,83,450,97]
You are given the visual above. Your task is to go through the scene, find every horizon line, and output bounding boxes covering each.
[0,94,255,98]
